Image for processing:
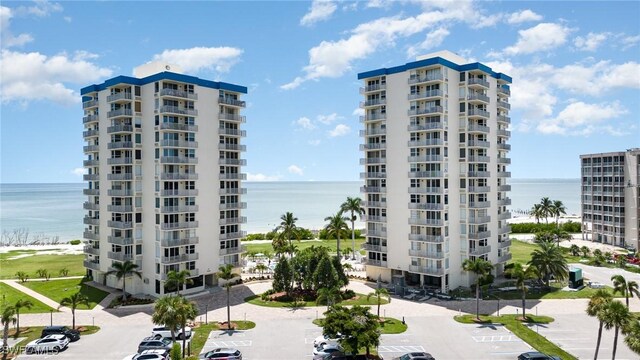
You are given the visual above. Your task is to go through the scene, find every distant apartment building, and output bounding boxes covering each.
[580,149,640,250]
[82,62,247,296]
[358,51,512,293]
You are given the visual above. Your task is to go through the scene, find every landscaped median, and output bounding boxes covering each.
[313,317,408,334]
[184,321,255,360]
[454,314,576,360]
[244,292,388,308]
[21,277,109,309]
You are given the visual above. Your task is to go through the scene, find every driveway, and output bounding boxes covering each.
[570,263,640,287]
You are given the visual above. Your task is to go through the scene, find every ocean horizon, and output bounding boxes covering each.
[0,179,581,243]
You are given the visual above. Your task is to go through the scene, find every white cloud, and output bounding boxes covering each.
[70,167,86,176]
[407,27,450,58]
[0,49,113,105]
[63,16,71,23]
[549,60,640,95]
[328,124,351,137]
[574,32,609,51]
[288,165,304,176]
[619,34,640,50]
[246,173,282,181]
[504,23,572,55]
[471,13,504,29]
[152,46,243,73]
[0,6,34,47]
[317,113,340,124]
[352,108,365,116]
[537,101,627,135]
[300,0,337,26]
[506,9,543,24]
[15,0,63,17]
[295,116,316,130]
[308,139,321,146]
[366,0,391,8]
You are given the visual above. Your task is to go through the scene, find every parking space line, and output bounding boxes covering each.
[472,335,521,343]
[378,345,425,352]
[206,340,252,347]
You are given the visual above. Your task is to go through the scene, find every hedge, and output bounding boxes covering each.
[510,221,581,234]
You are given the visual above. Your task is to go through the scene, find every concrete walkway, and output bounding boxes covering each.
[2,279,66,310]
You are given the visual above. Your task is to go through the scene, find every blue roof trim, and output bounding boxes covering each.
[81,72,247,95]
[357,57,512,83]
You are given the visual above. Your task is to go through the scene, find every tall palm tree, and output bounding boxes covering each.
[164,270,193,296]
[587,289,613,360]
[316,286,342,311]
[506,263,535,319]
[340,197,365,260]
[530,204,543,224]
[152,295,181,342]
[217,264,236,330]
[528,240,568,287]
[255,263,268,276]
[1,306,16,359]
[552,200,567,228]
[462,258,493,320]
[569,244,580,257]
[174,296,198,358]
[105,260,142,302]
[539,197,554,224]
[323,211,350,258]
[599,300,631,360]
[59,292,90,330]
[14,299,33,334]
[275,212,299,256]
[367,288,391,319]
[611,274,640,309]
[624,320,640,355]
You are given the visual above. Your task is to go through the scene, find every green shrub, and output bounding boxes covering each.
[69,240,81,245]
[510,222,581,234]
[342,289,356,299]
[243,233,266,241]
[170,343,181,360]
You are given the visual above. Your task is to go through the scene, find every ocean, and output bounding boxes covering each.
[0,179,581,243]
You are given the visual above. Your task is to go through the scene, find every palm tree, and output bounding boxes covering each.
[587,289,613,360]
[174,296,198,358]
[275,212,300,256]
[1,306,16,359]
[569,244,580,257]
[552,200,567,227]
[255,263,268,277]
[581,246,591,258]
[316,286,342,311]
[623,320,640,355]
[59,292,90,329]
[367,288,391,319]
[530,204,543,224]
[599,300,631,360]
[164,270,193,296]
[217,264,236,330]
[528,240,568,287]
[152,295,181,342]
[14,299,33,333]
[340,197,365,260]
[611,274,640,309]
[323,211,350,258]
[539,197,553,224]
[462,258,493,320]
[105,260,142,302]
[506,263,535,319]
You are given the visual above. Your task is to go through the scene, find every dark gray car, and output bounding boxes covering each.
[517,352,561,360]
[137,337,173,353]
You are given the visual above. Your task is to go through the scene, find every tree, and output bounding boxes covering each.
[255,263,268,276]
[530,204,543,224]
[624,320,640,355]
[528,241,568,287]
[340,197,365,260]
[581,246,591,258]
[152,295,181,342]
[587,289,613,360]
[59,292,89,329]
[611,275,640,309]
[313,255,340,291]
[35,268,50,281]
[462,258,493,320]
[15,271,28,283]
[569,244,580,257]
[552,200,567,228]
[59,268,69,277]
[551,227,571,247]
[174,296,198,358]
[273,257,293,294]
[105,260,142,302]
[616,256,627,269]
[275,212,300,256]
[217,264,236,330]
[316,286,342,311]
[539,197,553,224]
[367,288,390,319]
[164,270,193,296]
[505,263,536,319]
[323,212,350,258]
[322,305,380,356]
[599,300,631,360]
[13,299,33,333]
[1,306,16,360]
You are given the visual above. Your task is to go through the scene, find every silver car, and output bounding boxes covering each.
[25,334,69,354]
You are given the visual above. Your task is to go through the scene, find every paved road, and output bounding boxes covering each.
[570,263,640,287]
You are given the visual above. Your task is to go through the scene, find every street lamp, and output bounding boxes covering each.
[205,304,208,325]
[49,310,53,326]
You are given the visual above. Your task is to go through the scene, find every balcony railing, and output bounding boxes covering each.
[498,253,513,263]
[108,141,134,149]
[83,159,99,166]
[498,184,511,191]
[366,215,387,223]
[467,92,491,103]
[219,173,247,180]
[407,155,443,163]
[159,88,198,100]
[219,188,247,195]
[107,125,133,133]
[407,139,443,147]
[498,198,512,206]
[219,245,247,256]
[218,158,246,166]
[83,145,99,152]
[83,129,99,138]
[499,226,512,235]
[83,260,100,271]
[218,128,246,137]
[360,157,385,165]
[219,217,247,225]
[218,113,246,122]
[361,99,386,107]
[468,125,490,133]
[160,140,199,148]
[408,265,444,276]
[468,186,491,193]
[499,239,512,248]
[160,205,199,213]
[468,78,490,88]
[408,171,443,178]
[160,123,198,132]
[408,73,443,84]
[107,173,133,181]
[107,108,133,118]
[468,231,491,240]
[409,218,443,226]
[365,229,387,238]
[468,216,491,224]
[360,128,387,136]
[467,171,491,178]
[498,143,511,151]
[83,216,100,225]
[161,269,200,280]
[498,157,511,164]
[408,106,443,116]
[83,100,98,109]
[107,157,133,165]
[108,205,133,212]
[84,246,100,255]
[498,172,512,178]
[360,83,387,93]
[83,202,99,210]
[83,174,99,181]
[497,101,511,110]
[365,259,388,267]
[497,129,511,137]
[498,115,511,124]
[219,202,247,210]
[161,237,199,247]
[470,246,492,256]
[361,186,386,193]
[361,243,387,252]
[107,92,132,102]
[407,187,442,194]
[468,108,490,118]
[408,89,443,100]
[469,201,491,208]
[108,251,134,261]
[467,140,490,148]
[161,253,199,264]
[360,113,387,122]
[108,220,133,229]
[160,156,198,164]
[83,114,99,124]
[84,231,100,240]
[108,189,132,197]
[160,189,199,196]
[108,236,134,246]
[160,221,199,230]
[408,250,444,259]
[408,203,443,210]
[161,173,199,180]
[218,97,246,107]
[498,87,511,96]
[363,201,387,208]
[83,188,100,195]
[360,172,387,179]
[159,105,198,116]
[218,143,246,151]
[219,231,247,240]
[468,156,490,163]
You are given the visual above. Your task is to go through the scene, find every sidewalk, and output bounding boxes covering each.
[1,279,65,310]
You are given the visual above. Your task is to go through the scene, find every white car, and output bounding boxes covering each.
[313,334,341,348]
[25,334,69,354]
[151,325,192,339]
[122,349,169,360]
[313,343,344,356]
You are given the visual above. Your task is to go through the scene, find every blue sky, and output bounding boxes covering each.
[1,0,639,183]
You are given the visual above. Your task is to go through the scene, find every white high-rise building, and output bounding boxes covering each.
[358,51,512,292]
[581,149,640,250]
[82,62,247,296]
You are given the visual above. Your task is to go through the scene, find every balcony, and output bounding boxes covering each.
[219,245,247,256]
[161,156,198,164]
[162,253,199,264]
[108,251,134,262]
[469,201,491,208]
[219,217,247,225]
[408,89,443,101]
[83,129,99,138]
[468,78,490,88]
[160,221,199,230]
[108,205,133,212]
[468,231,491,240]
[83,174,99,181]
[467,92,490,103]
[468,156,490,163]
[360,113,387,122]
[497,129,511,137]
[83,159,99,167]
[108,141,134,149]
[408,203,443,210]
[83,202,99,210]
[158,140,199,149]
[498,87,511,96]
[108,189,132,197]
[219,231,247,240]
[107,157,133,165]
[218,128,246,137]
[360,143,387,151]
[467,171,491,178]
[159,105,198,116]
[467,140,490,148]
[83,216,100,226]
[366,215,387,223]
[107,125,133,134]
[161,269,200,280]
[468,216,491,224]
[218,97,246,108]
[219,202,247,210]
[160,205,199,213]
[220,173,247,180]
[408,106,443,116]
[83,260,100,271]
[499,225,512,235]
[108,220,133,229]
[83,100,98,109]
[498,253,513,263]
[361,186,387,194]
[498,172,511,178]
[160,123,199,132]
[107,108,133,118]
[468,186,491,193]
[407,187,442,194]
[499,239,512,249]
[84,231,100,240]
[107,92,132,102]
[468,108,490,118]
[408,265,444,276]
[408,139,443,147]
[498,143,511,151]
[218,113,246,123]
[83,114,99,124]
[83,189,100,195]
[407,122,444,131]
[161,173,199,180]
[408,72,443,84]
[365,259,388,267]
[360,172,386,180]
[83,145,99,153]
[361,243,387,252]
[360,128,387,136]
[408,171,443,178]
[407,155,443,163]
[160,189,199,197]
[470,246,492,256]
[360,83,387,93]
[363,201,387,208]
[108,236,134,246]
[360,157,385,165]
[361,99,386,107]
[498,198,512,206]
[498,115,511,124]
[498,184,511,192]
[498,157,511,164]
[161,237,199,247]
[497,100,511,110]
[219,188,247,195]
[365,229,387,238]
[468,125,490,134]
[107,173,133,181]
[408,250,444,259]
[84,246,100,256]
[218,158,246,166]
[409,218,444,226]
[218,143,246,151]
[160,88,198,100]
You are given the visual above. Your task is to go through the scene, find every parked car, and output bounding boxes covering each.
[200,347,242,359]
[41,325,80,342]
[151,325,192,339]
[313,333,343,347]
[393,352,435,360]
[137,336,173,353]
[517,352,561,360]
[314,343,345,356]
[329,355,384,360]
[25,334,69,354]
[122,349,170,360]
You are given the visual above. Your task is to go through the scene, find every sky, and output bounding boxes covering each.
[1,0,639,183]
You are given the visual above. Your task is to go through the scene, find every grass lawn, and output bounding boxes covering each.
[244,293,388,308]
[0,283,55,313]
[244,238,366,256]
[22,278,109,309]
[495,283,621,300]
[312,317,407,334]
[0,251,85,279]
[455,314,576,360]
[184,321,255,360]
